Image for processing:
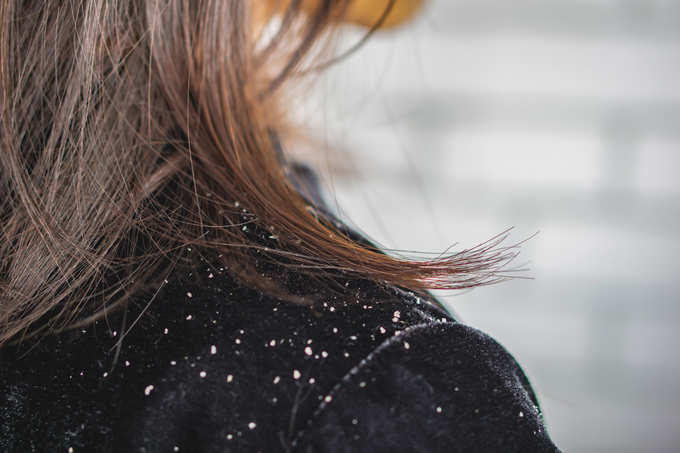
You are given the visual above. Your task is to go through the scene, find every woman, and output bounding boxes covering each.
[0,1,560,451]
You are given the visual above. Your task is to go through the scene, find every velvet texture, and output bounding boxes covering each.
[0,256,559,452]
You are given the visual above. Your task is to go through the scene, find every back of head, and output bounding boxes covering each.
[0,0,511,345]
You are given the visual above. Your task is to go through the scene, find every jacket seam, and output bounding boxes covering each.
[291,319,453,447]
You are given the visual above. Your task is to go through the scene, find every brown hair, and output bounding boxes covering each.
[0,0,517,346]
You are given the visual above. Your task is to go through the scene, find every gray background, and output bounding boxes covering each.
[296,1,680,451]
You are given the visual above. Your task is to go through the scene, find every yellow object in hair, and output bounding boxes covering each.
[258,0,425,30]
[343,0,425,29]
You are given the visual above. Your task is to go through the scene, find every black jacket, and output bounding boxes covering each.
[0,164,560,452]
[0,256,559,452]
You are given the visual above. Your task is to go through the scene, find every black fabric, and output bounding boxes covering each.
[0,162,560,452]
[0,259,559,452]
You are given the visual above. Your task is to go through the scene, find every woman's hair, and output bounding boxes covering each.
[0,0,517,345]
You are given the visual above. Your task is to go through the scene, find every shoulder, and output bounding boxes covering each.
[0,264,558,452]
[133,267,558,452]
[297,321,560,452]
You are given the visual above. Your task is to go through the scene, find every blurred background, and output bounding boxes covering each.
[295,0,680,451]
